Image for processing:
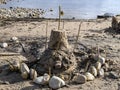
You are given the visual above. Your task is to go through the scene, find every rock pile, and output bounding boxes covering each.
[72,54,109,84]
[0,7,45,19]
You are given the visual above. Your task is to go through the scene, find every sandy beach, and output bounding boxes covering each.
[0,17,120,90]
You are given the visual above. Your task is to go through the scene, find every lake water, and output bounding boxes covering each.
[0,0,120,19]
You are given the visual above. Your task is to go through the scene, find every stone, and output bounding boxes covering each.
[30,69,37,80]
[108,71,119,79]
[98,68,104,77]
[89,66,97,77]
[0,42,8,48]
[95,61,102,70]
[11,36,18,41]
[93,55,105,64]
[21,71,28,79]
[34,73,50,85]
[98,56,105,65]
[49,76,65,89]
[72,74,87,84]
[9,61,20,71]
[103,63,109,71]
[20,63,30,74]
[85,72,95,81]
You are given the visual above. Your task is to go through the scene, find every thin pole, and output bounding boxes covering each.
[58,6,61,30]
[45,20,48,49]
[73,22,82,51]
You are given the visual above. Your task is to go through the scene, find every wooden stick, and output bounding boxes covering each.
[85,60,90,72]
[63,21,65,29]
[0,52,20,56]
[58,6,61,30]
[45,20,48,49]
[73,22,82,51]
[49,67,51,77]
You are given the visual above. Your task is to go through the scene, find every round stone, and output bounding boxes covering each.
[30,69,37,80]
[49,76,65,89]
[72,74,87,84]
[89,66,97,77]
[0,42,8,48]
[34,73,50,85]
[21,72,28,79]
[11,36,18,41]
[85,72,95,81]
[95,61,102,70]
[98,68,104,77]
[20,63,30,74]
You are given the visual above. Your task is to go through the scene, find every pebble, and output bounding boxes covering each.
[11,36,18,42]
[89,66,97,77]
[95,61,102,70]
[21,71,28,79]
[108,71,119,79]
[0,80,10,85]
[30,69,37,80]
[72,74,87,84]
[0,42,8,48]
[13,61,20,70]
[98,56,105,65]
[85,72,95,81]
[49,76,65,89]
[98,68,104,77]
[103,63,109,71]
[34,73,50,85]
[9,61,20,71]
[20,63,30,74]
[93,55,105,64]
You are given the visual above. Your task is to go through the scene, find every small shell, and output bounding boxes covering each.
[21,72,28,79]
[85,72,95,81]
[30,69,37,80]
[72,74,87,84]
[98,68,104,77]
[20,63,30,74]
[95,61,102,70]
[89,66,97,77]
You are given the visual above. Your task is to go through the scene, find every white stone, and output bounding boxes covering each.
[20,63,30,74]
[73,74,87,84]
[89,66,97,77]
[49,76,65,89]
[30,69,37,80]
[93,55,105,65]
[11,36,18,41]
[85,72,95,81]
[98,68,104,77]
[98,56,105,65]
[34,73,50,85]
[95,61,102,70]
[0,42,8,48]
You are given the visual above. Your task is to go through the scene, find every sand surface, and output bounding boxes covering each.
[0,18,120,90]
